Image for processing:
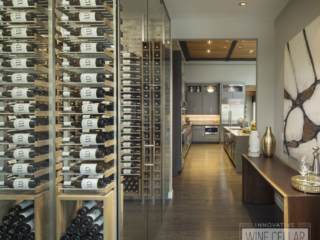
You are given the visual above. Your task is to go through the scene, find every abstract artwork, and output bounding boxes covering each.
[284,15,320,162]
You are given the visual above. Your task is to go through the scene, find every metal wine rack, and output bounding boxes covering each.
[121,53,142,196]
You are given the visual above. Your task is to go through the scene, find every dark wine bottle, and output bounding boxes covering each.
[0,118,46,129]
[0,28,38,37]
[62,58,104,68]
[121,169,140,174]
[62,88,105,98]
[63,27,105,37]
[70,217,81,227]
[77,201,97,218]
[2,215,13,226]
[63,73,107,83]
[88,216,103,236]
[0,148,41,160]
[92,230,103,240]
[3,234,13,240]
[0,132,47,144]
[0,178,40,189]
[0,73,39,83]
[7,226,17,236]
[0,88,39,98]
[68,12,103,21]
[64,178,107,190]
[3,12,36,22]
[12,208,34,227]
[81,209,102,227]
[62,133,106,144]
[63,103,108,114]
[60,233,71,240]
[63,163,106,174]
[8,201,33,217]
[0,225,8,235]
[0,59,37,68]
[62,148,105,159]
[63,118,112,129]
[66,225,76,235]
[18,218,35,235]
[23,231,35,240]
[75,226,88,237]
[0,103,48,113]
[3,0,38,7]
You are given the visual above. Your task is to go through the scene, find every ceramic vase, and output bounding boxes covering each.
[248,131,260,157]
[262,126,276,157]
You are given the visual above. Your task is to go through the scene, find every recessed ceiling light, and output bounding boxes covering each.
[239,2,247,6]
[239,46,243,49]
[208,40,212,44]
[249,50,254,53]
[207,50,211,53]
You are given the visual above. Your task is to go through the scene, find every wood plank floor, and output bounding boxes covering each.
[155,144,283,240]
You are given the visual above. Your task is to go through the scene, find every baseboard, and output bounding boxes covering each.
[168,189,174,199]
[275,192,284,212]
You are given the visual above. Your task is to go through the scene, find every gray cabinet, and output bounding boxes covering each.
[187,93,203,114]
[203,93,219,114]
[192,126,204,141]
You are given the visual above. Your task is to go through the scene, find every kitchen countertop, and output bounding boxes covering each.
[190,121,220,126]
[224,126,250,137]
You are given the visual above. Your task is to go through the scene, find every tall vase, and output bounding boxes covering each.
[262,126,276,157]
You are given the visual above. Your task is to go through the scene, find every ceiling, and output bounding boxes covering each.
[164,0,289,20]
[120,0,165,20]
[180,40,256,61]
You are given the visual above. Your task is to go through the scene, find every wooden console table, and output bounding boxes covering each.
[242,154,320,240]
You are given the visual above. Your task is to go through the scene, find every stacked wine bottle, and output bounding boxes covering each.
[57,0,116,191]
[60,201,104,240]
[120,53,142,196]
[0,200,35,240]
[0,0,51,190]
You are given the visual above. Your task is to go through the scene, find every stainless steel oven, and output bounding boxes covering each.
[205,126,219,135]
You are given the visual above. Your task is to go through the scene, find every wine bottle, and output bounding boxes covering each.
[64,178,108,190]
[77,0,109,6]
[75,226,88,237]
[122,87,141,92]
[121,53,136,57]
[62,133,106,144]
[0,59,37,68]
[1,12,35,22]
[63,103,108,114]
[2,214,14,226]
[63,73,107,83]
[8,201,33,217]
[122,156,140,161]
[123,162,140,168]
[63,43,104,53]
[77,201,97,218]
[88,216,103,236]
[0,88,39,98]
[63,117,112,129]
[0,118,47,129]
[121,169,140,174]
[0,103,48,113]
[3,0,38,7]
[1,43,36,53]
[123,121,140,126]
[66,225,76,235]
[92,230,103,240]
[122,94,141,99]
[0,178,40,189]
[0,28,38,37]
[24,231,35,240]
[0,225,8,235]
[123,107,141,113]
[0,163,39,174]
[70,235,80,240]
[63,163,106,174]
[0,73,40,83]
[7,225,17,236]
[63,27,105,37]
[70,216,81,227]
[68,12,103,22]
[12,208,34,227]
[82,236,93,240]
[0,132,47,144]
[0,148,42,160]
[122,73,139,79]
[81,209,102,227]
[5,234,15,240]
[62,88,105,98]
[122,114,141,120]
[121,142,141,147]
[60,233,71,240]
[123,101,141,106]
[18,218,34,235]
[62,148,105,159]
[122,66,139,72]
[62,58,104,68]
[122,135,141,141]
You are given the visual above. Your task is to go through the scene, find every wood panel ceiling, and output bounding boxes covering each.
[180,40,256,61]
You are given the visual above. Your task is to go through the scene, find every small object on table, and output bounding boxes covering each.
[248,131,260,157]
[261,126,276,157]
[292,175,320,193]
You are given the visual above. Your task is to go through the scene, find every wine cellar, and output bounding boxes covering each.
[0,0,171,239]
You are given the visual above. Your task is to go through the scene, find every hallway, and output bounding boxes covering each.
[156,144,283,240]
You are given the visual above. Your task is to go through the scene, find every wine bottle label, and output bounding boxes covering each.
[79,149,97,159]
[80,88,97,98]
[83,200,97,209]
[123,53,131,57]
[123,142,131,147]
[82,104,99,114]
[81,179,99,189]
[17,200,33,210]
[123,60,131,64]
[123,149,131,154]
[123,128,132,133]
[13,104,31,113]
[12,73,29,83]
[12,133,31,144]
[11,12,27,22]
[123,87,132,92]
[20,208,34,218]
[123,156,131,161]
[12,0,29,7]
[11,59,28,68]
[123,74,131,78]
[13,178,31,189]
[81,28,98,37]
[80,58,97,68]
[11,43,28,52]
[12,163,30,173]
[13,148,32,160]
[11,28,28,37]
[26,218,35,231]
[94,216,103,226]
[123,115,132,119]
[123,101,132,105]
[80,164,98,174]
[79,12,96,22]
[123,169,131,174]
[124,163,131,167]
[86,209,101,219]
[80,0,96,6]
[80,73,98,83]
[80,43,98,53]
[123,108,131,113]
[123,94,131,99]
[80,134,97,144]
[62,46,70,51]
[13,119,31,129]
[123,136,131,141]
[61,0,70,5]
[11,88,29,98]
[123,122,131,126]
[81,119,99,129]
[123,67,131,71]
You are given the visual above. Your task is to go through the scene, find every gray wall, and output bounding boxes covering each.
[245,94,254,124]
[274,0,320,168]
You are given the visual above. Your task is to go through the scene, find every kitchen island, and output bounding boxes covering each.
[223,126,249,173]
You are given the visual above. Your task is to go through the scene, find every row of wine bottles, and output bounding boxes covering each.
[62,132,114,144]
[0,146,48,159]
[0,160,48,174]
[62,161,113,175]
[63,103,113,114]
[0,88,48,98]
[0,132,48,144]
[60,201,104,240]
[63,175,112,190]
[0,200,35,240]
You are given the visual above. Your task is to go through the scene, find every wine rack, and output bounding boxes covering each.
[121,53,142,196]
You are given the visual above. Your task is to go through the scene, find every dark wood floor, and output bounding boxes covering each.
[155,144,283,240]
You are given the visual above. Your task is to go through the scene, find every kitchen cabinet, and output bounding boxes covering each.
[220,83,245,99]
[203,93,219,114]
[192,126,204,141]
[187,93,203,114]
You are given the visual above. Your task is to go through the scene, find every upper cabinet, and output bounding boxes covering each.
[220,83,245,99]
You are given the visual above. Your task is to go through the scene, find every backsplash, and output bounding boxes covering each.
[185,115,220,125]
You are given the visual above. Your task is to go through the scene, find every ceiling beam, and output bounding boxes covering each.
[226,41,237,61]
[179,41,191,61]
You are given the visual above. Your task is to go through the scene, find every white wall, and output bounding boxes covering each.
[184,63,256,85]
[172,19,275,136]
[274,0,320,168]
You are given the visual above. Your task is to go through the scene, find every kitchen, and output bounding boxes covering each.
[172,40,257,175]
